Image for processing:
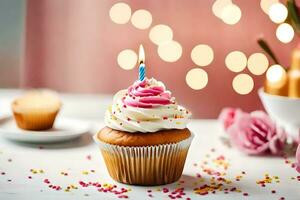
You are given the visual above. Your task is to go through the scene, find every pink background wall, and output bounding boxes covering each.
[22,0,299,118]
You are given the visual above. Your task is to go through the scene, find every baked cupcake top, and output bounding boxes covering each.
[105,78,191,133]
[12,90,61,113]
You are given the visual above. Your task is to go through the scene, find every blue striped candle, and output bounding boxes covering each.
[139,63,145,81]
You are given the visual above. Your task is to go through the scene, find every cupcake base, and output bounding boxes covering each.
[94,133,193,186]
[13,111,59,131]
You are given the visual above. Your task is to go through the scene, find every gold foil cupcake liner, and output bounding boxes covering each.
[93,133,193,186]
[13,110,59,131]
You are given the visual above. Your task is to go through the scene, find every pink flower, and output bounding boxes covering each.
[296,144,300,173]
[227,111,286,155]
[218,107,243,130]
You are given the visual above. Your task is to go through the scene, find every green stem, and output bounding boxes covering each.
[287,0,300,32]
[257,38,279,64]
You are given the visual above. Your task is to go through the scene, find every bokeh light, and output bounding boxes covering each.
[158,41,182,62]
[191,44,214,67]
[149,25,173,45]
[109,3,132,24]
[232,74,254,95]
[225,51,247,72]
[212,0,233,18]
[276,23,295,43]
[268,3,288,23]
[131,9,152,29]
[260,0,279,14]
[117,49,137,70]
[247,53,269,75]
[221,4,242,25]
[186,68,208,90]
[266,64,286,85]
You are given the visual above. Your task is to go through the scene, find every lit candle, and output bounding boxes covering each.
[288,47,300,98]
[138,45,145,81]
[264,64,288,96]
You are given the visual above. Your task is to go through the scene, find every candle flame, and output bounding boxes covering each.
[139,45,145,64]
[266,64,288,90]
[266,65,286,83]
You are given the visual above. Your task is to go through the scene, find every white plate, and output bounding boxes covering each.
[0,117,91,143]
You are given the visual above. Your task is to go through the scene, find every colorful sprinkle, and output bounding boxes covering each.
[86,155,92,160]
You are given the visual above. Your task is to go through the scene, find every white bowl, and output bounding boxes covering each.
[258,88,300,140]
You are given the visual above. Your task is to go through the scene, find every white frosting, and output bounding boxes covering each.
[104,79,191,133]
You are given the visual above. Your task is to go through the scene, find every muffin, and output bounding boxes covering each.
[94,77,192,185]
[12,90,61,131]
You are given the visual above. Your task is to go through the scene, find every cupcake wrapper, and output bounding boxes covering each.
[93,133,194,186]
[13,111,59,131]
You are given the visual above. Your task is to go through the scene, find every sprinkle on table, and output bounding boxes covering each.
[150,149,250,199]
[60,172,68,176]
[4,146,297,199]
[81,171,89,175]
[30,169,44,174]
[256,174,281,187]
[40,178,131,198]
[86,155,92,160]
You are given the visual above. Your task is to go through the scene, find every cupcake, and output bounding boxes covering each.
[11,90,61,131]
[94,77,192,186]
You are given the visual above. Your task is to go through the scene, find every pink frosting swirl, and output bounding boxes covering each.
[123,78,174,108]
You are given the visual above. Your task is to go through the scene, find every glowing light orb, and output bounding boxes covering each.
[157,41,182,62]
[117,49,137,70]
[221,4,242,25]
[131,9,152,29]
[260,0,279,14]
[269,3,288,23]
[266,64,286,84]
[149,25,173,45]
[191,44,214,67]
[232,74,254,95]
[276,23,295,43]
[247,53,269,75]
[109,3,131,24]
[186,68,208,90]
[212,0,233,18]
[225,51,247,72]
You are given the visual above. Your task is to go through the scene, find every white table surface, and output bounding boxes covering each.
[0,89,299,200]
